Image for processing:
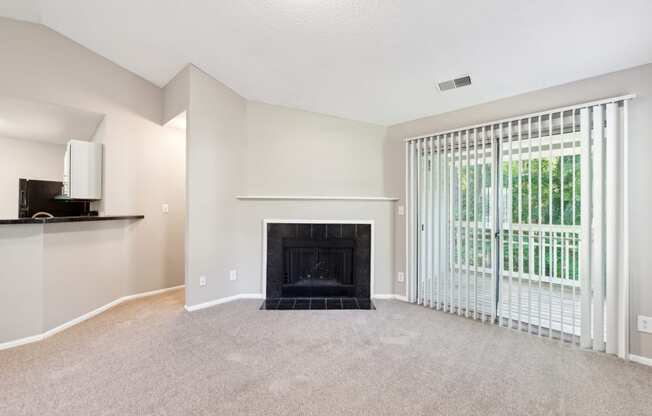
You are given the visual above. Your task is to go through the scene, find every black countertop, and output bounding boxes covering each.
[0,215,145,225]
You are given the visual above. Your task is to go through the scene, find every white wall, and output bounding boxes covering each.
[184,66,246,306]
[41,221,131,330]
[163,65,190,125]
[0,224,43,342]
[385,62,652,360]
[0,136,65,218]
[243,101,387,196]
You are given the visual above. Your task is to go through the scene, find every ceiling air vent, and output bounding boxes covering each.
[437,75,472,91]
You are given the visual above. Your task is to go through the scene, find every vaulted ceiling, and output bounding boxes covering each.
[2,0,651,125]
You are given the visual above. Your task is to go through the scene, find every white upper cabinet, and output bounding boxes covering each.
[63,140,103,200]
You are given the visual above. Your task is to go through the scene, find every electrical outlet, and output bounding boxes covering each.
[199,275,207,287]
[161,204,169,213]
[638,315,652,334]
[397,272,405,282]
[229,270,237,281]
[397,205,405,216]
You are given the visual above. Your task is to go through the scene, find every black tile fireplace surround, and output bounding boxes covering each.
[264,223,372,310]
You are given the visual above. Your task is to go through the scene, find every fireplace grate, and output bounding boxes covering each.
[260,297,375,310]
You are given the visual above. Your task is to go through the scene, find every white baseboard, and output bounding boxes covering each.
[372,294,396,299]
[373,294,409,302]
[629,354,652,367]
[0,285,184,351]
[121,285,185,302]
[0,333,46,350]
[43,297,124,340]
[184,293,263,312]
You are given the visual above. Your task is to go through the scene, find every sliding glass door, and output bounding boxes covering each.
[405,96,632,353]
[497,113,581,342]
[410,129,497,321]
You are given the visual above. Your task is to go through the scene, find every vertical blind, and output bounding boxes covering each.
[405,95,633,357]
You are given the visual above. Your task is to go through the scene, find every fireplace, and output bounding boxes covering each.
[263,222,373,310]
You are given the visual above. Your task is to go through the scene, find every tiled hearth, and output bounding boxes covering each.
[260,297,375,310]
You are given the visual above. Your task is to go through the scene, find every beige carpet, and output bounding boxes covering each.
[1,289,651,416]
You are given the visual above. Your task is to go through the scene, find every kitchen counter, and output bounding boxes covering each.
[1,214,147,346]
[0,215,144,225]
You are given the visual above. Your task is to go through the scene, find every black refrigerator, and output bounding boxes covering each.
[18,179,89,218]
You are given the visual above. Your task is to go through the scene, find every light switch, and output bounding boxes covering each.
[229,270,237,281]
[397,272,405,282]
[398,205,405,216]
[161,204,169,213]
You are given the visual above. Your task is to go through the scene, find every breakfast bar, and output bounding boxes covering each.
[0,216,144,346]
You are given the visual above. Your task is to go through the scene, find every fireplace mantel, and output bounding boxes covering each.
[237,195,398,201]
